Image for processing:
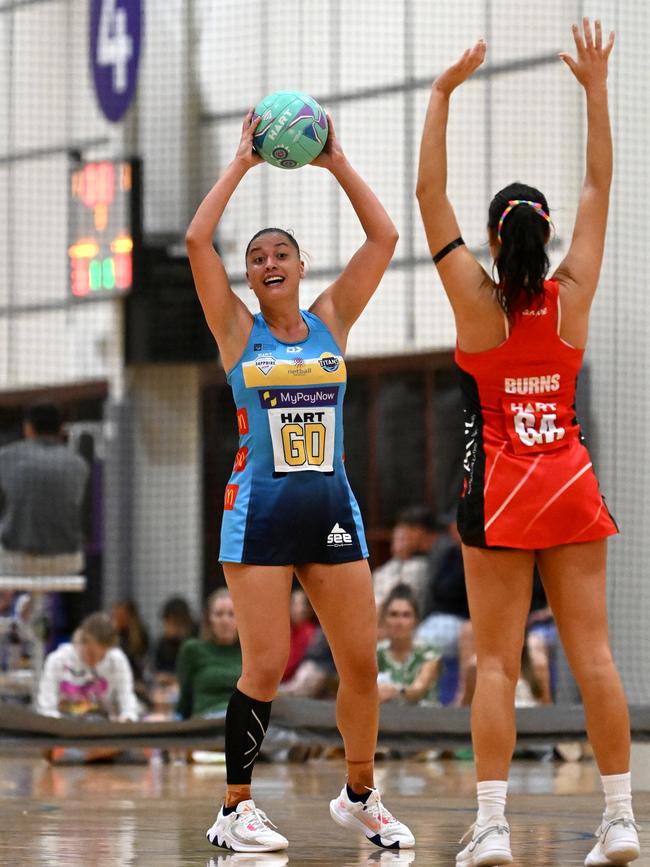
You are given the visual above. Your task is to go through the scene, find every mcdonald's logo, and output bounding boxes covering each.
[224,484,239,510]
[237,408,249,435]
[233,447,248,472]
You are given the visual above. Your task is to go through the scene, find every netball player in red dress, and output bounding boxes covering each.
[417,20,639,867]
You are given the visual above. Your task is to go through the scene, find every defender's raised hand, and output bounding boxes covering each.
[559,18,615,90]
[434,39,487,98]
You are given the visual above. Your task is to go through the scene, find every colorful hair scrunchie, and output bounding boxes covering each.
[497,199,552,243]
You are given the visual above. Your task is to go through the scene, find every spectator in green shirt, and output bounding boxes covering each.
[176,589,242,718]
[376,584,441,705]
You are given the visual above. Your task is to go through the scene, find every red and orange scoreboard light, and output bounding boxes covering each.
[68,159,140,298]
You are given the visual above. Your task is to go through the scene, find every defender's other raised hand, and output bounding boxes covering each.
[434,39,487,98]
[559,18,615,91]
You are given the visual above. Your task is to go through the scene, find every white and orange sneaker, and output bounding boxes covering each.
[206,799,288,853]
[329,785,415,849]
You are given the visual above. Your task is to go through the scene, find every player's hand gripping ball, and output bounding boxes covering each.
[252,91,328,169]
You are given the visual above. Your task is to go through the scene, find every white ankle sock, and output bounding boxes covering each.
[601,771,633,819]
[476,780,508,824]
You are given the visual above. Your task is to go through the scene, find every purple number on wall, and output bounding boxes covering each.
[90,0,142,123]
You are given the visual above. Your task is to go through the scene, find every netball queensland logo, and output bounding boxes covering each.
[319,352,340,373]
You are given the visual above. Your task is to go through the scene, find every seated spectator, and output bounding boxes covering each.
[427,511,461,578]
[282,588,318,682]
[36,612,139,721]
[1,590,31,673]
[111,598,150,695]
[278,628,337,699]
[526,571,559,704]
[153,595,197,675]
[0,589,14,617]
[516,643,546,707]
[416,519,469,658]
[148,596,198,717]
[460,641,546,709]
[176,589,241,718]
[456,569,557,707]
[376,585,440,705]
[373,506,443,614]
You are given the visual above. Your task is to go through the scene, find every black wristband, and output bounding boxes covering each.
[432,236,465,265]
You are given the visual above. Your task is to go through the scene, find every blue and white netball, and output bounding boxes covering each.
[252,90,328,169]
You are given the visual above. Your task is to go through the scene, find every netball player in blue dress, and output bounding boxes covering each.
[186,111,414,853]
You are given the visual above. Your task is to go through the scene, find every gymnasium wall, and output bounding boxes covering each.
[1,0,649,700]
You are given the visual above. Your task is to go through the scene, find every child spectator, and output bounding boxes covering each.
[148,596,198,717]
[36,612,139,721]
[153,595,197,675]
[111,598,150,703]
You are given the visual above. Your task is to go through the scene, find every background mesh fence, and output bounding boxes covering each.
[0,0,648,723]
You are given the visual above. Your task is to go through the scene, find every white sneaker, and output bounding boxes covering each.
[329,785,415,849]
[584,814,641,866]
[456,817,513,866]
[206,800,289,853]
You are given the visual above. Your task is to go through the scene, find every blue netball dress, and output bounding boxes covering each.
[219,310,368,565]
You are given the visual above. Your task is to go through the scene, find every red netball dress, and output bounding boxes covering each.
[455,279,617,549]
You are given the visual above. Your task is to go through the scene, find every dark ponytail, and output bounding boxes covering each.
[488,182,551,314]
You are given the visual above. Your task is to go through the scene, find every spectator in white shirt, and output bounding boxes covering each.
[37,612,139,722]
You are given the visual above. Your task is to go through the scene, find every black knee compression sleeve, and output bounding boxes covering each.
[225,688,272,785]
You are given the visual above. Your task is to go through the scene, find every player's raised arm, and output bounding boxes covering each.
[553,19,615,315]
[185,111,262,370]
[309,114,399,351]
[416,40,492,320]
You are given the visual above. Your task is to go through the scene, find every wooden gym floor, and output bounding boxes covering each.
[1,745,649,866]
